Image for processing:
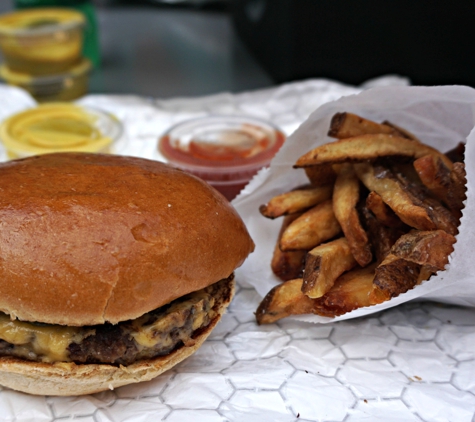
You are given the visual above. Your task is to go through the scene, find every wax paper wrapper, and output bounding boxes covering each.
[4,80,475,422]
[233,85,475,323]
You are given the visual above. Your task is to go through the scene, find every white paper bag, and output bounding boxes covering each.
[233,85,475,323]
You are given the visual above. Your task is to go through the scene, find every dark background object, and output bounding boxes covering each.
[231,0,475,86]
[110,0,228,10]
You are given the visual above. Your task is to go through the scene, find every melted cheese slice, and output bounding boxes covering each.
[0,283,220,363]
[0,314,82,362]
[131,291,214,349]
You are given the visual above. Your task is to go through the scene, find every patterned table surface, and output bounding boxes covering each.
[1,77,474,422]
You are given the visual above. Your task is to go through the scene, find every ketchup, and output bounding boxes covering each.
[158,117,285,201]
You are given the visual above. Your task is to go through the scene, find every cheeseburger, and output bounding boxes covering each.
[0,153,254,396]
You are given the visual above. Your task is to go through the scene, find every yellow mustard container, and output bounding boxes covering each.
[0,102,124,160]
[0,58,91,102]
[0,8,85,75]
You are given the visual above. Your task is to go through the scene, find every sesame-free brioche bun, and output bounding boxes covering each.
[0,152,254,326]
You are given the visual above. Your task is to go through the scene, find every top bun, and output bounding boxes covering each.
[0,153,254,326]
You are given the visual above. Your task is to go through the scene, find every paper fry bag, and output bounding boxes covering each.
[233,85,475,323]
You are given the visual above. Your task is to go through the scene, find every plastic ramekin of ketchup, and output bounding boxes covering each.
[158,115,285,201]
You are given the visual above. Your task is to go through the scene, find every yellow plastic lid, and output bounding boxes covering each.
[0,8,85,36]
[0,103,123,158]
[0,58,91,84]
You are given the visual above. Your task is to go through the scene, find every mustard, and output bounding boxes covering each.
[0,9,85,75]
[0,103,114,159]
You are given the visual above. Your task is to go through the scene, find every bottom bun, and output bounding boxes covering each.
[0,280,234,396]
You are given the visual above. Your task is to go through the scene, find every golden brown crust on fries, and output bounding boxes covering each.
[413,155,452,203]
[372,229,455,302]
[256,112,465,323]
[313,264,377,317]
[303,164,337,186]
[302,237,357,299]
[279,199,341,251]
[447,162,467,217]
[295,134,453,169]
[372,254,421,300]
[259,184,333,219]
[271,214,307,281]
[333,164,372,266]
[328,112,397,139]
[389,230,455,270]
[393,167,459,235]
[366,191,406,229]
[255,278,315,325]
[354,162,436,230]
[360,205,408,264]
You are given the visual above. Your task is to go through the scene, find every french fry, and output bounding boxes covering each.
[328,112,397,139]
[390,161,422,185]
[257,265,377,322]
[256,111,466,324]
[371,253,421,302]
[255,278,315,324]
[389,229,455,271]
[332,164,372,266]
[354,162,437,231]
[394,167,459,235]
[360,205,408,264]
[295,134,453,169]
[356,162,458,234]
[301,237,357,299]
[413,154,451,202]
[371,229,456,302]
[412,154,465,217]
[446,162,467,216]
[313,264,377,317]
[303,164,337,186]
[259,184,333,219]
[366,191,406,228]
[279,199,341,251]
[271,214,307,281]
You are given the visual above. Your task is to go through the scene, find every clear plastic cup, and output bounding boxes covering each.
[0,102,125,160]
[158,115,285,200]
[0,8,85,75]
[0,58,91,103]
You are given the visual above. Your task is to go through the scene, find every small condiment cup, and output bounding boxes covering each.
[0,58,91,103]
[158,115,285,200]
[0,102,125,159]
[0,8,85,76]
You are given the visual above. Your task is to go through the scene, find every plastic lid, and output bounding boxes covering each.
[158,115,285,184]
[0,8,85,36]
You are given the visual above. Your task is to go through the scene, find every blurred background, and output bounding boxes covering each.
[0,0,274,98]
[1,0,474,99]
[0,0,475,98]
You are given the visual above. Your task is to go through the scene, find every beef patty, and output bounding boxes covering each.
[0,276,233,365]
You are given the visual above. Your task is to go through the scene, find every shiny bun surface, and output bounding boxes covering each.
[0,153,254,325]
